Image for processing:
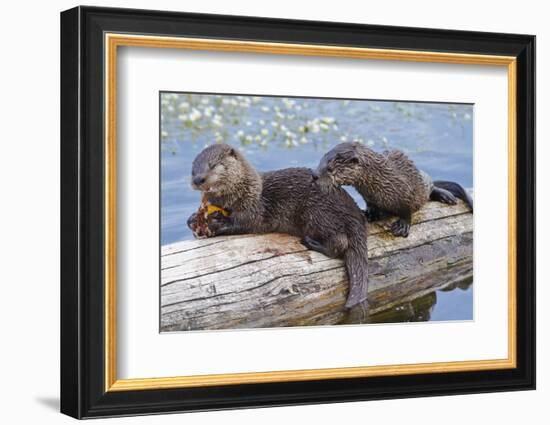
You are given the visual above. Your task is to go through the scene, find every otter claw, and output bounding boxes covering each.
[207,213,232,236]
[440,193,457,205]
[187,212,198,231]
[302,236,334,258]
[390,218,410,238]
[431,187,458,205]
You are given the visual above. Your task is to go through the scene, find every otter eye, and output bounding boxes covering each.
[348,157,359,164]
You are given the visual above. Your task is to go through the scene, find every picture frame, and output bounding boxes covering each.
[60,5,535,419]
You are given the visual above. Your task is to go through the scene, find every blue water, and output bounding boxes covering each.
[160,92,474,322]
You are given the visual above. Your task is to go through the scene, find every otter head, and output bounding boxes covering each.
[191,143,245,197]
[314,142,364,189]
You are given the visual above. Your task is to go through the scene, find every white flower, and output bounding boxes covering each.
[282,98,295,109]
[212,115,223,127]
[261,106,270,112]
[178,102,190,110]
[260,129,269,136]
[188,108,202,122]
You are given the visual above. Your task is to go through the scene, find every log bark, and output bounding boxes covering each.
[161,196,473,331]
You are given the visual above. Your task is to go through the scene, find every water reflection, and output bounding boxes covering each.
[350,279,474,324]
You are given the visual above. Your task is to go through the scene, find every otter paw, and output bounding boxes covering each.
[302,236,334,257]
[390,218,410,238]
[207,213,232,236]
[431,187,458,205]
[439,192,457,205]
[187,212,198,231]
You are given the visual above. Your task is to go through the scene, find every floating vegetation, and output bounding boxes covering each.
[164,94,380,153]
[161,93,473,157]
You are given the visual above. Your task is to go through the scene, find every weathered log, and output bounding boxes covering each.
[161,196,473,331]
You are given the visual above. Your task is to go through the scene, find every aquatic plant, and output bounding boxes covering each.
[160,93,473,156]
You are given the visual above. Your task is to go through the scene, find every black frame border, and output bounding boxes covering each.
[60,6,535,419]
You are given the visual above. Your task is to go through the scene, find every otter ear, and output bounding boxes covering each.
[349,156,359,164]
[228,147,237,157]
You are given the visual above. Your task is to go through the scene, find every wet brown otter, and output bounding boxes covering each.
[187,143,370,309]
[314,142,473,237]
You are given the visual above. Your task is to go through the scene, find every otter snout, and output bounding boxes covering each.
[191,170,222,193]
[314,168,336,192]
[314,162,333,182]
[192,175,206,187]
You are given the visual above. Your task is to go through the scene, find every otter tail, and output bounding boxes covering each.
[344,233,369,309]
[433,180,473,211]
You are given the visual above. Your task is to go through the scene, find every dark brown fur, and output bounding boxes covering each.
[188,143,370,308]
[315,142,473,237]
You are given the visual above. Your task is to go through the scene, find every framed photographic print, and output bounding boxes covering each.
[60,6,535,419]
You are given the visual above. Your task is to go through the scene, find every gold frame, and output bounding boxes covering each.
[104,33,517,392]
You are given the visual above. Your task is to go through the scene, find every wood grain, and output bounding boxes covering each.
[161,198,473,331]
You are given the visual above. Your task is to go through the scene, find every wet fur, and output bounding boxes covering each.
[189,143,369,309]
[316,142,473,237]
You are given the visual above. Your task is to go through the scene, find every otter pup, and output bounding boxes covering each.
[187,143,370,309]
[315,142,473,238]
